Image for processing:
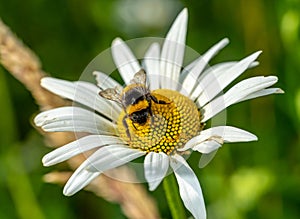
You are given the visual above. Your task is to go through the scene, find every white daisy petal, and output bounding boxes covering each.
[64,146,143,194]
[179,38,231,86]
[198,150,218,168]
[196,51,262,107]
[42,135,124,167]
[170,154,206,219]
[180,56,207,96]
[188,62,235,100]
[63,164,101,196]
[93,71,122,90]
[215,75,278,108]
[193,141,222,154]
[180,38,230,95]
[182,38,230,77]
[41,77,119,120]
[160,8,188,90]
[74,81,98,90]
[200,38,229,63]
[181,61,234,97]
[111,38,142,85]
[144,152,169,191]
[200,60,259,82]
[236,88,284,103]
[85,145,145,172]
[34,106,116,134]
[179,126,257,152]
[143,43,161,90]
[201,76,278,122]
[75,81,122,113]
[190,61,259,101]
[41,122,100,134]
[204,60,259,76]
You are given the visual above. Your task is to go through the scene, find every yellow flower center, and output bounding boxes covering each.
[117,89,202,155]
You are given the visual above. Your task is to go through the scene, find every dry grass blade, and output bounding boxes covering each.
[0,18,160,219]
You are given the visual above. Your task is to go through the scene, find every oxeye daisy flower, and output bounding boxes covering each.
[34,8,283,219]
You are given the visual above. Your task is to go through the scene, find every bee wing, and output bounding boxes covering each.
[99,87,122,103]
[130,69,147,85]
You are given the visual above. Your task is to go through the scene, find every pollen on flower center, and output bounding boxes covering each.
[117,89,203,155]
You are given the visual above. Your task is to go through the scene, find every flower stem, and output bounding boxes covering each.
[163,173,186,219]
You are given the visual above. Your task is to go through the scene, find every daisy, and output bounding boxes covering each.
[34,8,282,219]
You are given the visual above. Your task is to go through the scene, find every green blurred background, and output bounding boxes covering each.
[0,0,299,218]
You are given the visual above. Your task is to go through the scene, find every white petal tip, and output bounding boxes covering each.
[174,8,188,24]
[249,61,259,68]
[42,158,50,167]
[148,179,163,191]
[249,51,263,60]
[40,77,52,87]
[268,75,279,83]
[63,187,75,196]
[42,154,54,167]
[148,185,157,191]
[92,71,99,76]
[221,37,230,45]
[276,88,285,94]
[112,37,123,46]
[228,128,258,142]
[180,8,188,15]
[33,116,41,127]
[248,51,262,61]
[243,132,258,141]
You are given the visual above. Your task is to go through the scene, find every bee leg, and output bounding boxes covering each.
[122,115,131,140]
[132,122,138,130]
[149,108,155,124]
[150,95,169,104]
[146,101,155,125]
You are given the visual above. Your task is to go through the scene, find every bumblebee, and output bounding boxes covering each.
[99,69,167,139]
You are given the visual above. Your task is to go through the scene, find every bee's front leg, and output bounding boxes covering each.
[122,115,131,140]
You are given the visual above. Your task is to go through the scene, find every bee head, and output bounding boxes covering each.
[129,108,149,124]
